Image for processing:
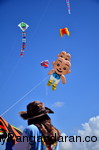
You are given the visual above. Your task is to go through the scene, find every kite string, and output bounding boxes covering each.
[1,0,52,117]
[45,83,48,96]
[0,58,21,93]
[1,76,48,117]
[32,0,52,37]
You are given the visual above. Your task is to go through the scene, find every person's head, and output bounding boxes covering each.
[28,114,50,125]
[52,57,71,75]
[19,101,54,121]
[19,101,60,145]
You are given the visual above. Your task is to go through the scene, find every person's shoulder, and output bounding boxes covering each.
[23,124,42,137]
[27,124,38,129]
[24,124,39,132]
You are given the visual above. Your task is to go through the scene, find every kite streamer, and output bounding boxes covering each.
[18,22,29,56]
[20,32,26,56]
[66,0,71,14]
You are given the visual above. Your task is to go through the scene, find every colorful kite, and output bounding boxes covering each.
[47,57,71,90]
[0,124,7,140]
[0,116,22,144]
[18,22,29,56]
[66,0,71,14]
[60,28,70,37]
[41,60,49,68]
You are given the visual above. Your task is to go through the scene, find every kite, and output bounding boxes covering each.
[0,124,7,140]
[66,0,71,14]
[47,57,71,90]
[18,22,29,56]
[57,51,71,61]
[60,28,70,37]
[41,60,49,68]
[0,116,22,144]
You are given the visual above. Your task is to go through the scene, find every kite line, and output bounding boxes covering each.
[32,0,53,37]
[0,58,21,94]
[1,76,48,117]
[0,0,52,117]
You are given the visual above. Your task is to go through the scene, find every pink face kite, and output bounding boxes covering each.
[58,51,71,61]
[53,57,71,76]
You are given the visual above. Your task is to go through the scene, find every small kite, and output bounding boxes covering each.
[60,28,70,37]
[18,22,29,56]
[41,60,49,68]
[66,0,71,14]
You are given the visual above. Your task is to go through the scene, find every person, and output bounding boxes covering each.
[12,101,60,150]
[5,134,15,150]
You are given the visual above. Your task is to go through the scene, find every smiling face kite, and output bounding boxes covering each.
[53,57,71,76]
[47,57,71,90]
[57,51,71,61]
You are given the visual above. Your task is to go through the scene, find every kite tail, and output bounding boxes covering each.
[66,0,71,14]
[20,32,26,56]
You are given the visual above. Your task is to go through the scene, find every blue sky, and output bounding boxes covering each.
[0,0,99,149]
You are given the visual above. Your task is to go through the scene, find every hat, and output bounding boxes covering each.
[19,101,54,120]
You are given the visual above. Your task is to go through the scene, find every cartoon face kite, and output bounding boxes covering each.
[18,22,29,56]
[58,51,71,61]
[52,51,71,67]
[47,57,71,90]
[60,28,70,37]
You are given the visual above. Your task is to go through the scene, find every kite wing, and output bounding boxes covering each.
[60,28,70,37]
[0,116,22,143]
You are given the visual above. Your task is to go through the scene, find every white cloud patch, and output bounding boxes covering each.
[59,133,73,150]
[60,116,99,150]
[52,102,64,107]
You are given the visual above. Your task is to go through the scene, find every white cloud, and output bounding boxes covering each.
[59,133,73,150]
[52,102,64,107]
[60,116,99,150]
